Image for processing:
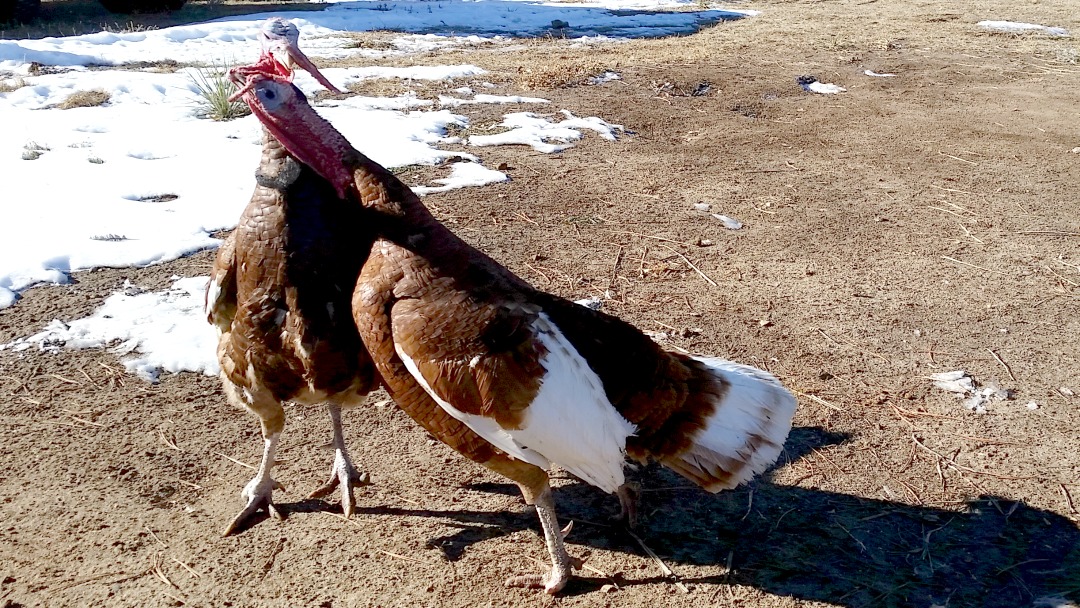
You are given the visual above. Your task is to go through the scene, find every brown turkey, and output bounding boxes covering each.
[229,58,798,593]
[207,19,376,535]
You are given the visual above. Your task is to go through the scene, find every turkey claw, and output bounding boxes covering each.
[504,555,583,594]
[307,451,370,518]
[222,477,285,536]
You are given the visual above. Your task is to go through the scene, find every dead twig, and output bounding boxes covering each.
[514,212,539,226]
[47,373,80,385]
[158,429,181,451]
[69,416,104,428]
[215,452,256,470]
[793,389,842,411]
[741,489,754,521]
[1019,230,1080,237]
[145,526,168,548]
[1045,265,1079,287]
[986,349,1017,382]
[379,549,433,565]
[260,537,286,582]
[1061,484,1079,517]
[609,245,624,289]
[815,328,890,364]
[835,522,867,553]
[891,405,962,421]
[658,244,718,288]
[938,151,977,165]
[170,557,202,579]
[150,554,178,589]
[942,256,1003,274]
[626,529,690,594]
[606,229,692,247]
[911,435,1042,481]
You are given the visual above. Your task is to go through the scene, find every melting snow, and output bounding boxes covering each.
[929,370,1012,414]
[977,20,1069,37]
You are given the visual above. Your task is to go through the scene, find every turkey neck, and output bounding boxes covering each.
[348,153,488,270]
[254,129,303,191]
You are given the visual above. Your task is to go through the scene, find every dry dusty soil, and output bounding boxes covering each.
[2,1,1079,606]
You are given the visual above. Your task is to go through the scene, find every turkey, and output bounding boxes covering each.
[229,60,798,593]
[207,20,370,535]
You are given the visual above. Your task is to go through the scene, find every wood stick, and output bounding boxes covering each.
[626,529,690,594]
[793,389,842,411]
[986,349,1017,382]
[939,151,977,165]
[658,244,718,288]
[942,256,1003,274]
[911,435,1042,481]
[215,452,256,470]
[606,229,692,247]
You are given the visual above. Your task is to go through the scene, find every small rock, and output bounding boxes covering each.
[693,202,711,212]
[1026,402,1039,410]
[1070,147,1080,154]
[697,238,714,247]
[600,584,618,593]
[1061,387,1075,397]
[550,19,569,29]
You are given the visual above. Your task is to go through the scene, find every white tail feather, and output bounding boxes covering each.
[668,357,796,492]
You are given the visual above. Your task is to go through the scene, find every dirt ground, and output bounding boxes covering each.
[2,0,1079,606]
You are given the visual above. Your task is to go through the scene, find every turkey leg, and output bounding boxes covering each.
[308,403,369,517]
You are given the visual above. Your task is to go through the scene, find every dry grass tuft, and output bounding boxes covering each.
[515,58,613,90]
[21,141,50,161]
[0,78,28,94]
[58,89,111,109]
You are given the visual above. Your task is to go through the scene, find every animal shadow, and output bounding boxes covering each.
[363,427,1080,607]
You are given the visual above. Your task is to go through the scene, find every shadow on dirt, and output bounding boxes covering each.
[336,427,1080,607]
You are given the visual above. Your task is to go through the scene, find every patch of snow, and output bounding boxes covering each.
[412,161,508,195]
[3,277,218,382]
[929,370,1012,414]
[864,70,895,77]
[469,110,622,153]
[438,93,550,107]
[978,21,1069,37]
[589,71,622,85]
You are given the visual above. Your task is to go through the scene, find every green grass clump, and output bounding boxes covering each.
[189,61,249,121]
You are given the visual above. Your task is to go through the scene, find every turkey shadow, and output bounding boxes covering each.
[347,426,1080,607]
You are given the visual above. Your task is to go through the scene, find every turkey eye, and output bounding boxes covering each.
[256,84,285,109]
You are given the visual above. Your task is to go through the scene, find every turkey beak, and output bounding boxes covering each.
[284,40,344,95]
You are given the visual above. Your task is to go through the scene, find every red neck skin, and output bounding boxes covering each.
[244,87,357,200]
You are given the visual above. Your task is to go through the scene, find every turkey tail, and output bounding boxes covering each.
[661,357,796,493]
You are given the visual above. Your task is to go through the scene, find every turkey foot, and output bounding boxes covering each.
[506,498,582,594]
[613,483,640,529]
[224,474,286,536]
[223,433,285,536]
[505,554,585,594]
[308,447,370,517]
[307,403,369,517]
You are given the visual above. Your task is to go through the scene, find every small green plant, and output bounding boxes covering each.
[189,60,249,121]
